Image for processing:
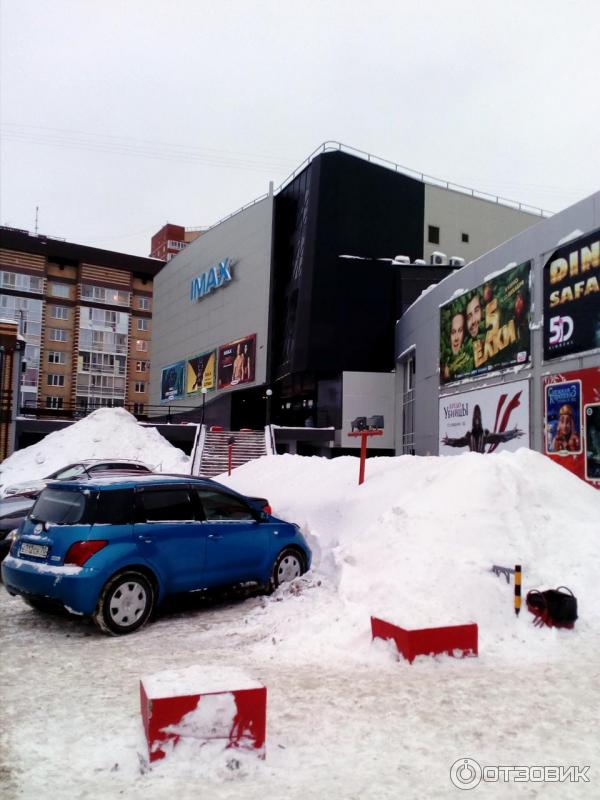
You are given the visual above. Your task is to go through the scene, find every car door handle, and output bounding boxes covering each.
[137,535,153,543]
[207,534,223,540]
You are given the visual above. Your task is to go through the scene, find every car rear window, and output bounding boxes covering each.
[31,488,88,525]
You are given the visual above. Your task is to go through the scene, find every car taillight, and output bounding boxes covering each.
[65,540,108,566]
[262,503,272,516]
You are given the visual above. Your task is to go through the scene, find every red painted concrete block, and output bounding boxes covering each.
[140,666,266,762]
[371,616,478,663]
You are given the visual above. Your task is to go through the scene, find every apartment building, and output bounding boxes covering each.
[0,227,163,418]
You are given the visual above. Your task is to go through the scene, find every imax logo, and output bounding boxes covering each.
[190,258,233,301]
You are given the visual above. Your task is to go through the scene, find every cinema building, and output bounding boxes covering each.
[395,189,600,487]
[151,142,544,455]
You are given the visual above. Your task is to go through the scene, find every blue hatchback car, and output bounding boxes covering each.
[1,475,311,636]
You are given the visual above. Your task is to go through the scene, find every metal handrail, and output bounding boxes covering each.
[198,141,552,234]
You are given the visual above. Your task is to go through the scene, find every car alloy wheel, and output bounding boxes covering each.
[94,570,154,636]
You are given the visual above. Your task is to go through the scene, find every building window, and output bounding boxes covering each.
[46,397,64,409]
[47,374,65,387]
[80,284,130,307]
[133,403,145,415]
[134,382,146,393]
[167,240,186,250]
[136,339,148,352]
[400,352,416,455]
[49,328,68,342]
[50,305,69,320]
[137,318,149,331]
[138,296,151,311]
[48,282,71,298]
[48,351,66,364]
[136,360,148,372]
[461,232,469,243]
[428,225,440,245]
[0,271,43,293]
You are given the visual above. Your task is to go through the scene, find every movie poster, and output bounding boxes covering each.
[439,261,532,384]
[544,381,582,455]
[543,367,600,487]
[585,404,600,482]
[439,380,529,455]
[186,350,216,394]
[160,361,185,402]
[217,334,257,390]
[543,227,600,361]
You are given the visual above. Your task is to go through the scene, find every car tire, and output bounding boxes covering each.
[269,548,305,592]
[93,570,154,636]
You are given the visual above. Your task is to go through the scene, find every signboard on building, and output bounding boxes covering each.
[543,367,600,487]
[160,360,185,402]
[439,379,529,455]
[543,228,600,360]
[439,261,532,384]
[217,334,257,390]
[190,258,233,302]
[186,351,216,394]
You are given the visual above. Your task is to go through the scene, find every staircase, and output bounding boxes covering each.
[193,427,271,478]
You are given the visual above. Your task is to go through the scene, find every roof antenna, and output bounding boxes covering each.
[34,206,39,235]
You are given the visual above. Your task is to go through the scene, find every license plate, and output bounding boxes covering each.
[20,542,49,559]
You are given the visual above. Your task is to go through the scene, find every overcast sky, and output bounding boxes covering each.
[1,0,599,258]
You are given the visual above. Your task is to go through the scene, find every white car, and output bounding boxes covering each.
[0,459,154,499]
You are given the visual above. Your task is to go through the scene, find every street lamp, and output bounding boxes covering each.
[201,386,207,427]
[265,388,273,427]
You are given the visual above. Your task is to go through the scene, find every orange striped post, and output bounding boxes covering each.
[514,564,522,616]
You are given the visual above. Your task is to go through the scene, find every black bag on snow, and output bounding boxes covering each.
[526,586,578,628]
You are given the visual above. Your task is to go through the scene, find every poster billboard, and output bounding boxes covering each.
[186,350,216,395]
[217,334,257,390]
[543,228,600,361]
[439,261,531,384]
[160,361,185,402]
[543,367,600,487]
[439,380,529,455]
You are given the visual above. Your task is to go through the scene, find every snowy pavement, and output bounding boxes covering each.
[1,582,598,799]
[1,417,599,797]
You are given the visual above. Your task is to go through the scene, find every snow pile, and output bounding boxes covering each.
[0,407,190,488]
[220,449,600,664]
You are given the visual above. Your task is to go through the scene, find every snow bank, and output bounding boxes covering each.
[219,449,600,664]
[0,408,190,488]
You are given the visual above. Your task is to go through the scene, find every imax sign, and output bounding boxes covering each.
[190,258,233,301]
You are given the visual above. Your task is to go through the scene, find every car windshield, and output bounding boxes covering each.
[31,488,88,525]
[53,464,88,481]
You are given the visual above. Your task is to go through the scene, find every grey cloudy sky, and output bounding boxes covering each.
[1,0,599,257]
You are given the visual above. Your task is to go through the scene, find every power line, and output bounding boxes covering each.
[0,123,296,173]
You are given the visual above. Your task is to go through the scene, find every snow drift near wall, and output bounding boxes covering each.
[0,407,190,488]
[219,448,600,663]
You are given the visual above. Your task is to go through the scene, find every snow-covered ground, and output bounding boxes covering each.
[1,414,599,798]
